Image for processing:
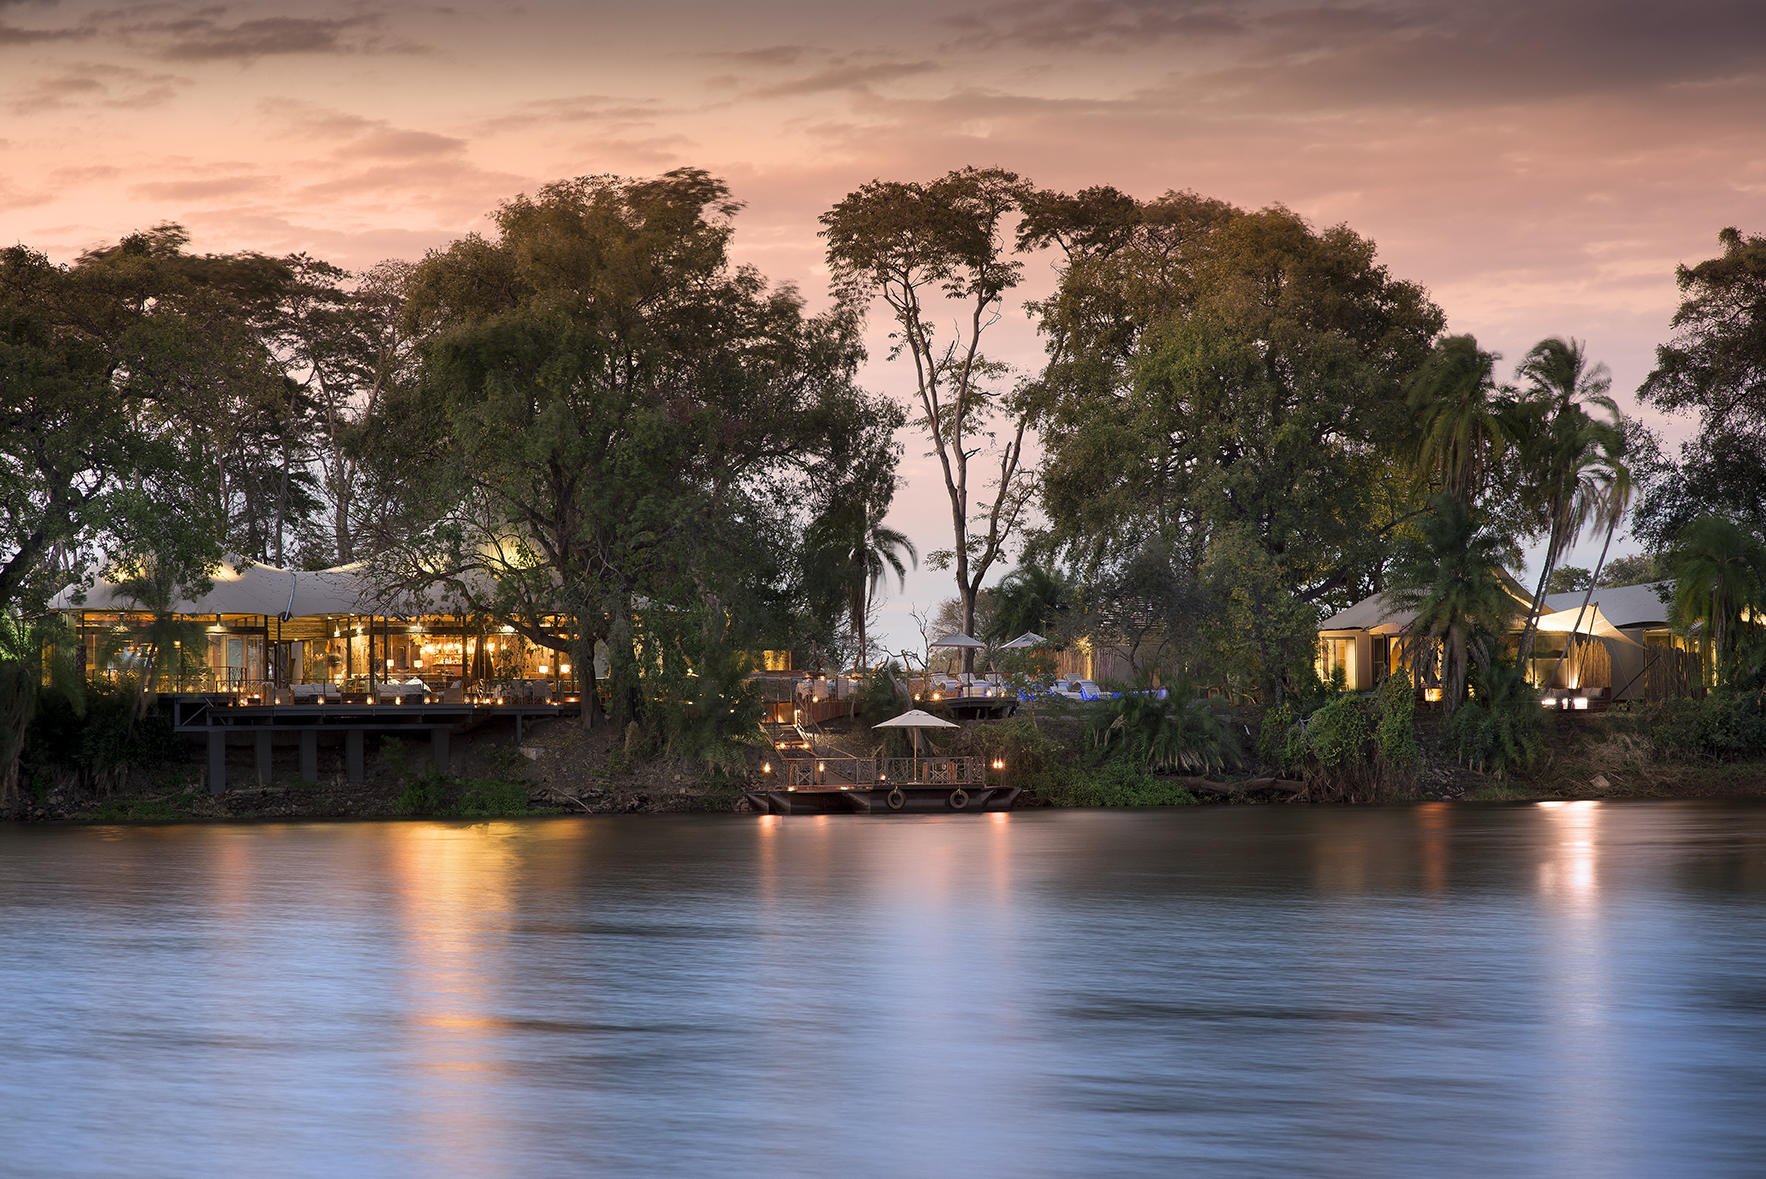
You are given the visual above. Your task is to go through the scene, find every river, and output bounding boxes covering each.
[1,803,1762,1177]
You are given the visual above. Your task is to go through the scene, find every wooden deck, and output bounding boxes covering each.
[748,722,1019,814]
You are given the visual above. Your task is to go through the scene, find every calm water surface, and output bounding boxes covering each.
[2,803,1763,1177]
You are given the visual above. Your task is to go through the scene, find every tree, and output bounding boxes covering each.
[804,489,916,672]
[1407,334,1521,509]
[1636,227,1766,541]
[364,170,897,736]
[1386,496,1522,712]
[1546,566,1593,594]
[1666,515,1766,681]
[821,167,1037,672]
[985,563,1072,644]
[1024,193,1443,702]
[1598,552,1665,586]
[1513,338,1629,662]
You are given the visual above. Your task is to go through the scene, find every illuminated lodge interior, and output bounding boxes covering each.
[52,560,589,704]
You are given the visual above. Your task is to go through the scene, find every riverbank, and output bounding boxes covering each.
[10,710,1766,824]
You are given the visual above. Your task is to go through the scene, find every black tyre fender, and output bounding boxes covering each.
[886,788,907,811]
[948,788,969,811]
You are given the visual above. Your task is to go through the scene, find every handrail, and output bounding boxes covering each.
[770,755,990,789]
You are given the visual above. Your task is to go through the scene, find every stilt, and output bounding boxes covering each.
[207,730,226,796]
[299,731,318,784]
[431,727,450,776]
[346,730,365,785]
[255,731,272,785]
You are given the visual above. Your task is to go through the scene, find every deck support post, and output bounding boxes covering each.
[431,728,450,776]
[255,731,272,785]
[207,730,226,796]
[299,731,318,784]
[345,730,365,785]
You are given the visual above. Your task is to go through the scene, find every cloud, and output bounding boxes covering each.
[945,0,1246,51]
[705,44,808,68]
[5,62,188,114]
[131,172,272,202]
[156,14,417,61]
[747,57,938,99]
[475,94,672,135]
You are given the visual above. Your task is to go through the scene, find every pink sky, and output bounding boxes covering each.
[5,0,1762,648]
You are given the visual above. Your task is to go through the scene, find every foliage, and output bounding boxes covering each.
[1665,514,1766,679]
[363,170,899,728]
[1023,191,1444,703]
[1278,675,1419,799]
[1546,566,1593,594]
[822,167,1037,671]
[1037,756,1198,808]
[393,770,543,819]
[1598,552,1665,587]
[1448,660,1545,778]
[1512,337,1630,661]
[1385,495,1522,711]
[1633,691,1766,762]
[1636,227,1766,543]
[1092,686,1239,774]
[1373,673,1421,770]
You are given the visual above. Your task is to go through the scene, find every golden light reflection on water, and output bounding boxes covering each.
[1415,802,1450,895]
[1534,800,1616,1159]
[385,821,523,1169]
[1536,801,1602,905]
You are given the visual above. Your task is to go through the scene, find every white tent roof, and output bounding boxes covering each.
[1534,602,1645,647]
[1541,581,1672,630]
[873,709,960,730]
[1000,631,1048,649]
[52,559,391,618]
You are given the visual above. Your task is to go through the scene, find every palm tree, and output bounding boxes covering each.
[1407,334,1520,506]
[807,499,917,671]
[1666,515,1766,682]
[986,563,1071,644]
[1513,338,1629,663]
[1387,496,1523,711]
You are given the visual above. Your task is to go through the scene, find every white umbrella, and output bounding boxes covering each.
[873,708,960,774]
[931,632,986,649]
[1000,631,1047,650]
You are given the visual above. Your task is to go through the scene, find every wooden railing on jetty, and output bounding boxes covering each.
[763,755,989,791]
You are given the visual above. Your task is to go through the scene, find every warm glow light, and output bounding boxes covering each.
[761,762,773,775]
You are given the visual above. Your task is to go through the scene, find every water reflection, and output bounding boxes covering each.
[0,805,1763,1176]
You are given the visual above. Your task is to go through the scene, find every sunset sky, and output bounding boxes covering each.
[5,0,1762,647]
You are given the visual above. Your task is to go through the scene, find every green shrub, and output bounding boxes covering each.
[1450,661,1544,777]
[1039,756,1198,808]
[1635,690,1766,761]
[1306,693,1375,769]
[395,775,450,816]
[1374,674,1421,771]
[1092,686,1239,774]
[457,778,530,818]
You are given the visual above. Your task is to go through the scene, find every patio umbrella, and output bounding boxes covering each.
[873,708,960,775]
[1000,631,1047,649]
[931,633,986,649]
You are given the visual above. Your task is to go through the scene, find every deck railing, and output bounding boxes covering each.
[764,755,990,790]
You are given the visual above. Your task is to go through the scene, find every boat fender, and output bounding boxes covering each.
[886,788,907,812]
[948,788,969,811]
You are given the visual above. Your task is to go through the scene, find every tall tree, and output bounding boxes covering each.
[365,170,896,732]
[1023,193,1443,702]
[1666,515,1766,681]
[1407,334,1521,509]
[1512,338,1629,662]
[1636,227,1766,544]
[821,167,1037,671]
[1387,496,1522,712]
